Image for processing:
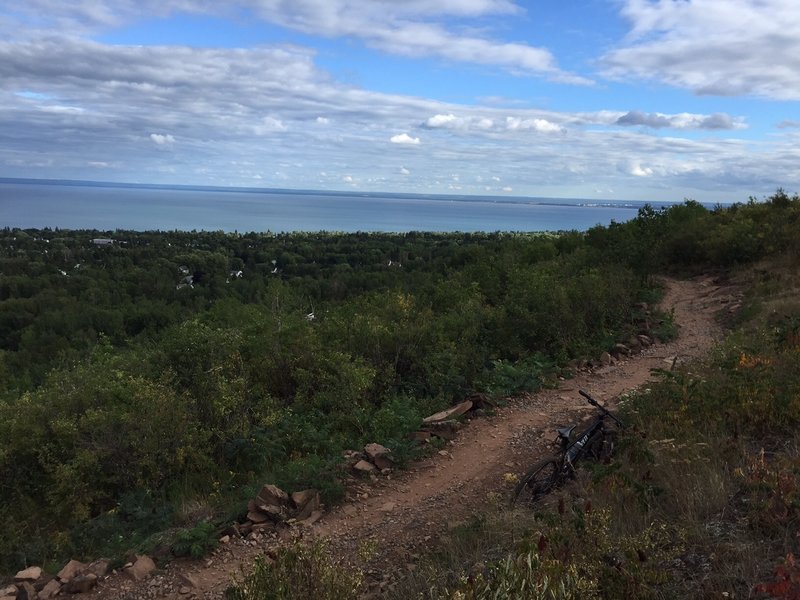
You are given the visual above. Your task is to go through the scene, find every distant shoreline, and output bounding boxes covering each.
[0,177,654,210]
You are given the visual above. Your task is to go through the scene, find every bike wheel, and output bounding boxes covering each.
[511,458,560,508]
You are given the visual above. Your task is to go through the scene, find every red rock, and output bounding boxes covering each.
[39,579,62,599]
[14,566,42,582]
[422,400,473,424]
[353,460,376,473]
[57,559,86,582]
[84,559,110,578]
[255,484,288,507]
[247,509,270,524]
[291,489,321,520]
[124,555,156,581]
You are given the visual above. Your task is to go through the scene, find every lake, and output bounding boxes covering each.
[0,180,646,233]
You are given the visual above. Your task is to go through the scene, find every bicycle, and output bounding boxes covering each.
[511,389,624,508]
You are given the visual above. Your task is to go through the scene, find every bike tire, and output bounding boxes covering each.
[511,458,560,508]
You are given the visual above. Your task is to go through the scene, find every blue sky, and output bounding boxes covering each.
[1,0,799,202]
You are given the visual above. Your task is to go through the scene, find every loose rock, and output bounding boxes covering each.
[14,566,42,583]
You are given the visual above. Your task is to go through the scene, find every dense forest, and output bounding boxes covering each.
[2,191,799,590]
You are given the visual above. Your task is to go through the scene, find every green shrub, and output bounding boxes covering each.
[172,521,218,559]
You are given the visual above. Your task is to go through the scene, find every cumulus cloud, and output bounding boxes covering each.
[424,113,562,133]
[390,133,420,145]
[400,166,410,175]
[150,133,175,144]
[602,0,800,100]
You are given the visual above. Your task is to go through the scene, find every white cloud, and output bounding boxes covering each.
[426,113,460,128]
[316,116,329,124]
[4,0,587,84]
[400,166,410,175]
[424,113,561,133]
[622,160,654,178]
[602,0,800,100]
[390,133,420,145]
[504,116,562,133]
[501,186,512,192]
[150,133,175,145]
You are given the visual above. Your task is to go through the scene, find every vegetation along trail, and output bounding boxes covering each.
[82,274,735,600]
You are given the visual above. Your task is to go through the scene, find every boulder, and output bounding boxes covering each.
[353,460,376,473]
[17,582,37,600]
[422,400,473,424]
[291,490,321,521]
[611,343,629,358]
[57,559,86,582]
[247,509,270,524]
[39,579,62,600]
[84,559,110,578]
[15,566,42,583]
[124,555,156,581]
[364,443,391,462]
[0,586,16,597]
[627,336,642,352]
[637,334,653,347]
[364,444,394,469]
[256,484,288,507]
[599,352,612,366]
[409,431,431,442]
[64,574,98,594]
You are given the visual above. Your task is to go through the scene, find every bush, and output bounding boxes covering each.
[172,521,218,559]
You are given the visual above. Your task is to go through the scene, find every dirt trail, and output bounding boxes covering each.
[90,276,735,599]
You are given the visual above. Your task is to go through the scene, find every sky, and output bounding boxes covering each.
[1,0,799,203]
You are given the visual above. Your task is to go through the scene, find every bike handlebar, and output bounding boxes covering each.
[579,389,624,428]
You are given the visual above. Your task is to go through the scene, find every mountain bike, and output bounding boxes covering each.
[511,389,624,508]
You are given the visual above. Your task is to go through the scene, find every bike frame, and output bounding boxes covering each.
[560,390,623,467]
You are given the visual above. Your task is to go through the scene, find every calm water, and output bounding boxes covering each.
[0,181,644,233]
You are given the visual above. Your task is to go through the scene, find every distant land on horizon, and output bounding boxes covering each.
[0,177,673,209]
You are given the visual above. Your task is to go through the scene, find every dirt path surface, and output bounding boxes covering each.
[85,276,737,599]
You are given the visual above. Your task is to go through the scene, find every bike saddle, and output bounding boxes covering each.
[556,425,576,440]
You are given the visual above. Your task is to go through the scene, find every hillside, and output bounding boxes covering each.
[2,191,800,599]
[69,275,727,599]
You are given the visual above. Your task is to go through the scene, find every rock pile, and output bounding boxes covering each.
[231,483,323,537]
[344,442,396,476]
[4,558,114,599]
[570,303,660,372]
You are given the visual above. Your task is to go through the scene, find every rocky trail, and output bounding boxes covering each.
[12,276,739,600]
